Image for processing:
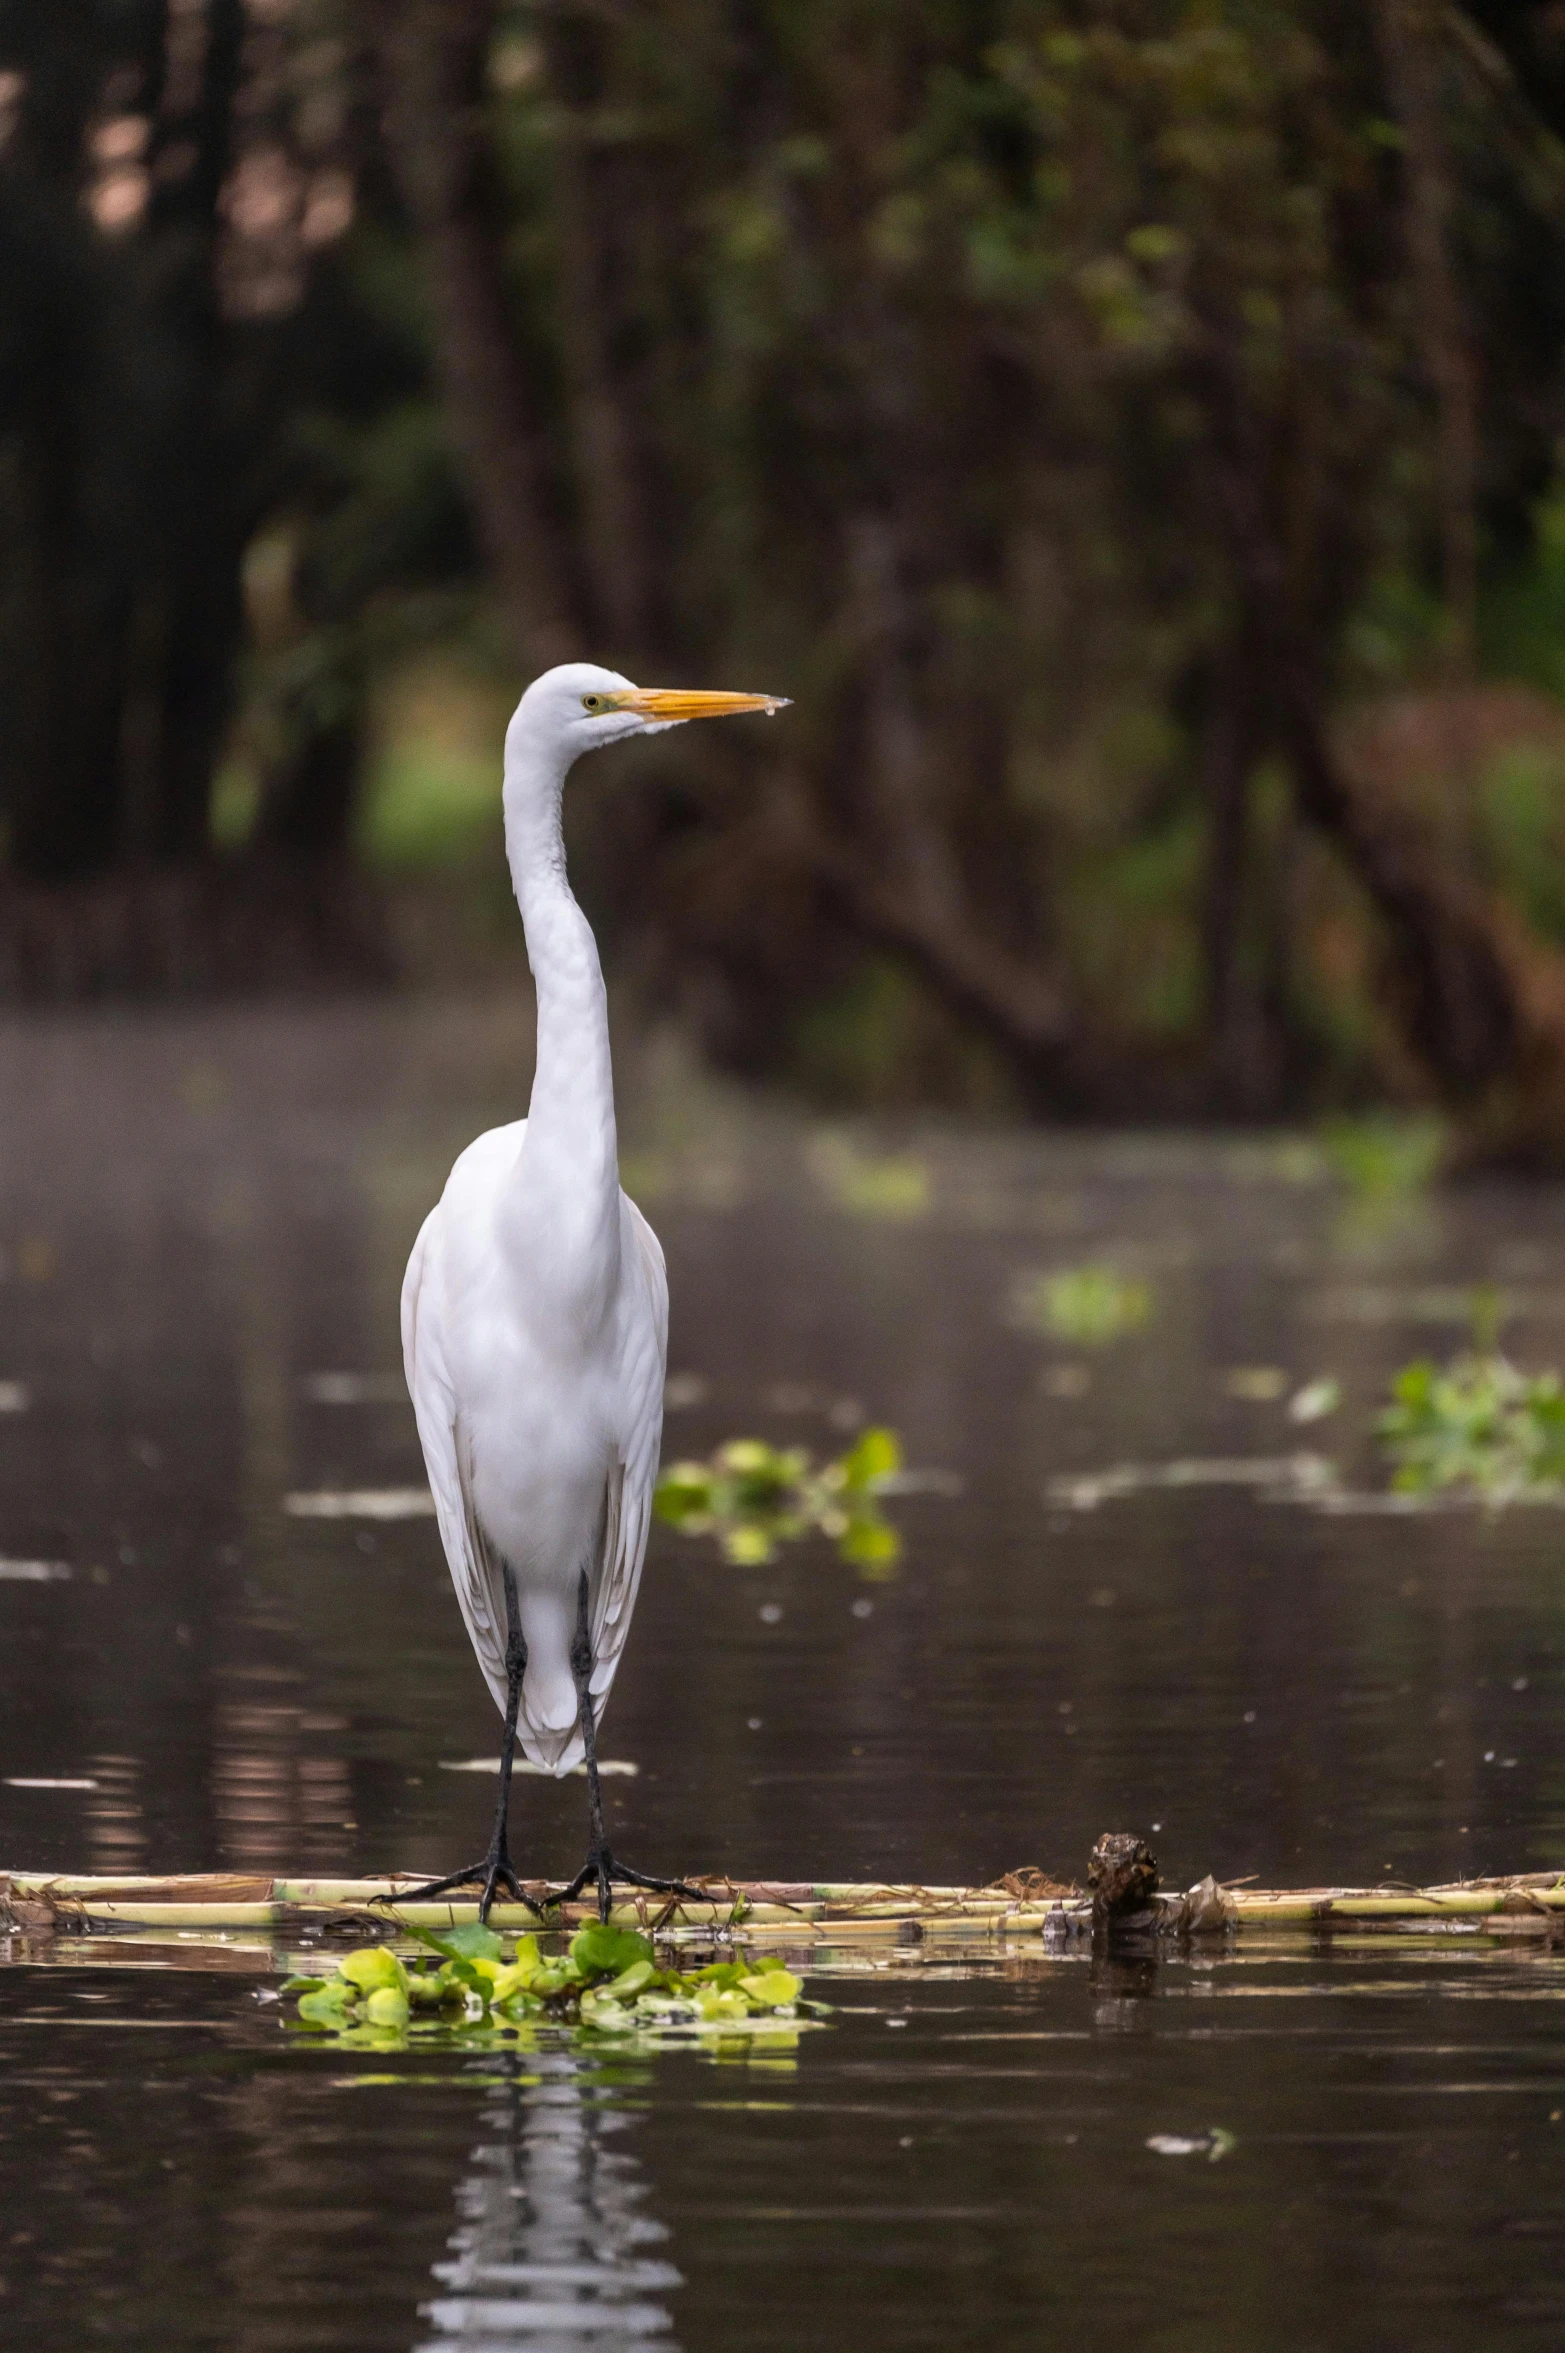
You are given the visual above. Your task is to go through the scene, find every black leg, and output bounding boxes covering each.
[544,1570,703,1923]
[397,1560,543,1922]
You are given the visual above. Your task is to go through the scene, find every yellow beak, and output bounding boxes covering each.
[617,686,789,723]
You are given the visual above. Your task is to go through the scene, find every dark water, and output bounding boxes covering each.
[5,998,1565,2346]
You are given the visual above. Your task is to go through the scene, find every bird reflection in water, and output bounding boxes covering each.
[416,2049,682,2348]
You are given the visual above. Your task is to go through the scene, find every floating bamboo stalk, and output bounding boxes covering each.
[4,1867,1565,1939]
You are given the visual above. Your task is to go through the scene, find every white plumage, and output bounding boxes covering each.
[402,1128,666,1770]
[399,661,785,1911]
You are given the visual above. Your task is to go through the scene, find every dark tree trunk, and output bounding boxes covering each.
[1197,348,1528,1105]
[252,710,364,859]
[795,510,1081,1106]
[376,0,584,671]
[1197,641,1289,1113]
[542,12,655,663]
[145,0,247,863]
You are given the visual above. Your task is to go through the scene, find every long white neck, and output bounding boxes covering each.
[501,732,621,1312]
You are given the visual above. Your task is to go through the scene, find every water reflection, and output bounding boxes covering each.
[417,2050,682,2349]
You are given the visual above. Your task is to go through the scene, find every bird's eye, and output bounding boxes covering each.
[581,693,605,713]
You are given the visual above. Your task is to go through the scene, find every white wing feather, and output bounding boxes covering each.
[587,1194,667,1700]
[401,1205,510,1715]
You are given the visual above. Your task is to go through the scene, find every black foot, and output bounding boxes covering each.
[390,1848,544,1923]
[544,1850,704,1924]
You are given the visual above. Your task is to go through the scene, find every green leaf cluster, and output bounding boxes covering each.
[1378,1352,1565,1502]
[284,1925,810,2051]
[1011,1264,1152,1346]
[654,1429,903,1574]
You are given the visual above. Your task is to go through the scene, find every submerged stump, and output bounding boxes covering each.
[1088,1833,1160,1934]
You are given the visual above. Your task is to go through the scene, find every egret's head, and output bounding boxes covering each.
[507,661,788,772]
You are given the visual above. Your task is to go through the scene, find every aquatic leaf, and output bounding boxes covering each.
[601,1958,656,2000]
[1379,1348,1565,1501]
[338,1947,408,1997]
[723,1523,777,1565]
[406,1968,454,2008]
[691,1960,746,1988]
[570,1923,653,1981]
[579,1994,635,2031]
[492,1983,544,2017]
[652,1463,715,1527]
[297,1984,354,2027]
[696,1987,752,2024]
[1011,1264,1152,1347]
[655,1426,908,1571]
[363,1987,409,2028]
[839,1508,901,1568]
[404,1920,504,1964]
[525,1962,576,1999]
[490,1947,543,2005]
[839,1426,902,1492]
[739,1970,800,2007]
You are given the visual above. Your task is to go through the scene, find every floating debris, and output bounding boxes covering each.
[439,1758,639,1778]
[654,1428,906,1572]
[1047,1455,1337,1512]
[284,1488,436,1519]
[1288,1377,1341,1423]
[0,1558,71,1581]
[1147,2129,1236,2162]
[13,1862,1565,1940]
[1223,1366,1289,1401]
[1305,1284,1538,1328]
[1010,1264,1152,1346]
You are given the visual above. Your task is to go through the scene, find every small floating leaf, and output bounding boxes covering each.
[407,1920,504,1964]
[839,1426,902,1491]
[363,1987,410,2028]
[655,1427,908,1573]
[570,1922,653,1980]
[602,1958,656,2000]
[297,1984,354,2027]
[339,1948,408,1997]
[739,1970,800,2007]
[1011,1264,1152,1347]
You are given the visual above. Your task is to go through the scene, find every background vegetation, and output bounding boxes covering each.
[9,1,1565,1145]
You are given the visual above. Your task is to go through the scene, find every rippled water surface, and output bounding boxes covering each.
[5,998,1565,2346]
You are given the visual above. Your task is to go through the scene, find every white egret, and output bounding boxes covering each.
[401,662,788,1919]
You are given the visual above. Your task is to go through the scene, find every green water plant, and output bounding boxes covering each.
[1378,1350,1565,1502]
[284,1921,812,2052]
[1010,1263,1152,1346]
[654,1427,903,1573]
[1319,1111,1447,1200]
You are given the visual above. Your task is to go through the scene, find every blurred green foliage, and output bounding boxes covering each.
[8,2,1565,1121]
[1318,1113,1448,1200]
[1379,1353,1565,1502]
[1011,1264,1153,1346]
[285,1922,814,2051]
[654,1428,904,1574]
